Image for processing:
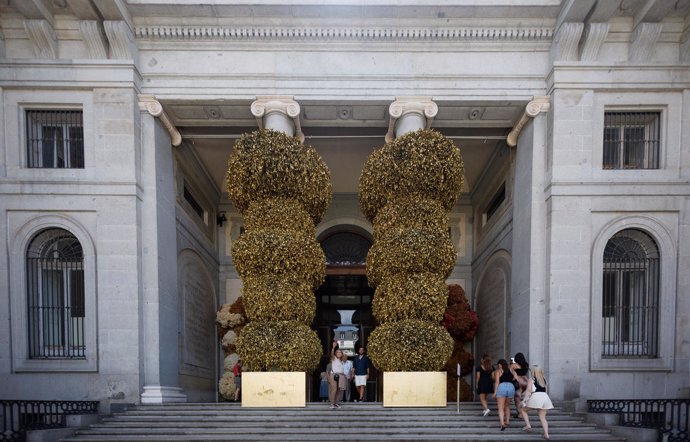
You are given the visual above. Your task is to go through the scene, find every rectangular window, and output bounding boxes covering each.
[26,110,84,168]
[603,111,660,170]
[183,186,205,220]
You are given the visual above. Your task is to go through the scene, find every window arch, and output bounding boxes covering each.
[320,232,371,266]
[26,228,85,359]
[602,229,659,359]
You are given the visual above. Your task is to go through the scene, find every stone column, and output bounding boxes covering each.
[138,97,186,404]
[385,97,438,143]
[250,96,304,142]
[510,97,550,368]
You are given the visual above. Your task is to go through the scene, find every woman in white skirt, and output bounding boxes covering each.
[519,365,554,440]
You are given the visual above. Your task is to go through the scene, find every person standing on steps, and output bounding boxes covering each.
[510,352,530,417]
[475,354,494,416]
[352,346,370,402]
[232,359,242,402]
[328,340,346,409]
[341,352,353,402]
[492,358,515,431]
[518,365,553,440]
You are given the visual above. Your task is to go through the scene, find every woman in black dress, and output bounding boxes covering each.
[510,352,530,416]
[475,354,494,416]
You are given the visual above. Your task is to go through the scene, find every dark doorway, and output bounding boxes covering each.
[313,230,378,402]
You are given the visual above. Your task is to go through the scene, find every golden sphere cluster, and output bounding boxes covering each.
[226,129,331,372]
[372,272,448,322]
[359,129,464,221]
[367,320,454,371]
[226,129,332,223]
[360,129,464,372]
[236,321,323,372]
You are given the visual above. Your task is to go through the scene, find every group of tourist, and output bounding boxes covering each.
[476,352,553,439]
[322,340,371,409]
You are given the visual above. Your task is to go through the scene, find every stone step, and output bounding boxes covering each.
[61,403,626,442]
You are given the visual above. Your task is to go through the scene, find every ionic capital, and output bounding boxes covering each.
[385,97,438,143]
[138,95,182,147]
[507,96,550,148]
[250,96,304,143]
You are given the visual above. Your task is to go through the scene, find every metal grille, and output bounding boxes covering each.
[26,110,84,168]
[320,232,371,266]
[602,229,659,358]
[588,399,689,442]
[26,229,85,359]
[603,111,660,169]
[1,400,99,442]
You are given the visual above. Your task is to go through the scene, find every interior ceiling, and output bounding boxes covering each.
[165,100,524,195]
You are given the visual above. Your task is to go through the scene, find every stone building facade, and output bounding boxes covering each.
[0,0,688,409]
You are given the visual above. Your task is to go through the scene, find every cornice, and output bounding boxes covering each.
[134,25,553,43]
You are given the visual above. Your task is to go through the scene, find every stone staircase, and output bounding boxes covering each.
[61,402,626,441]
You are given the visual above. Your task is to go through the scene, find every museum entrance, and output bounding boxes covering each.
[313,230,378,402]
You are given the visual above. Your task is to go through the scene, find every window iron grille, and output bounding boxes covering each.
[26,229,85,359]
[602,229,659,358]
[603,111,660,170]
[183,186,205,220]
[26,110,84,169]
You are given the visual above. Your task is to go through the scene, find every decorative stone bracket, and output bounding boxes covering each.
[385,97,438,143]
[507,96,550,147]
[138,95,182,147]
[250,96,304,143]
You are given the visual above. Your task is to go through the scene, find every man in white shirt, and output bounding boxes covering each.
[341,353,354,402]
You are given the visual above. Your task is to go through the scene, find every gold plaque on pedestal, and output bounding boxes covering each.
[241,372,306,407]
[383,372,447,407]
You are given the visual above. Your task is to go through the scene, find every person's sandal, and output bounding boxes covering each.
[522,426,532,432]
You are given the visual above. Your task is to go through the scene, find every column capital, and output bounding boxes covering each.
[385,96,438,143]
[250,96,304,143]
[138,95,182,147]
[507,96,550,147]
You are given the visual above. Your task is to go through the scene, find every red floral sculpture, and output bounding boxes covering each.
[442,284,479,342]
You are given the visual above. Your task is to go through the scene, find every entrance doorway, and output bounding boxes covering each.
[313,230,378,402]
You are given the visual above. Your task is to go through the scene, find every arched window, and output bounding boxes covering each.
[602,229,659,358]
[26,228,85,359]
[320,232,371,266]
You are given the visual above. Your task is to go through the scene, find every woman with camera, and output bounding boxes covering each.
[518,365,554,440]
[328,340,346,409]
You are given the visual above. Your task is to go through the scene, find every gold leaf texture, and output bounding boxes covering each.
[237,321,323,372]
[373,197,447,239]
[231,230,326,289]
[367,320,454,371]
[243,198,315,234]
[242,275,316,325]
[366,229,456,287]
[358,129,464,221]
[372,272,448,323]
[226,129,332,224]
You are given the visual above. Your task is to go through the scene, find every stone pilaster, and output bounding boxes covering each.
[137,98,186,404]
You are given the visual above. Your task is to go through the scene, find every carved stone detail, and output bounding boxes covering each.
[507,96,550,148]
[679,29,690,62]
[250,96,304,143]
[629,22,662,62]
[104,20,136,59]
[551,22,583,62]
[24,19,58,59]
[135,25,554,42]
[138,95,182,147]
[579,23,609,61]
[79,20,108,59]
[385,97,438,143]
